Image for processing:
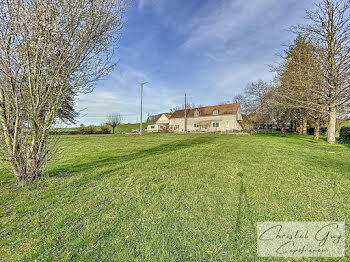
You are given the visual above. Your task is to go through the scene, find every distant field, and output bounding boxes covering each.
[341,120,350,127]
[55,122,154,134]
[1,133,349,261]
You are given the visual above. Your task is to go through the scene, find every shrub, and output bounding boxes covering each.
[320,127,327,135]
[80,127,94,135]
[339,127,350,144]
[49,130,80,135]
[100,126,111,134]
[307,128,314,135]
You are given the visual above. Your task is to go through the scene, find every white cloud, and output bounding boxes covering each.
[180,0,280,50]
[173,0,314,101]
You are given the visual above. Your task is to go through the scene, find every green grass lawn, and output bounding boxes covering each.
[55,122,154,134]
[340,120,350,127]
[1,133,349,261]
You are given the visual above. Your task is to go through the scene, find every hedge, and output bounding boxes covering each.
[339,126,350,144]
[49,129,110,135]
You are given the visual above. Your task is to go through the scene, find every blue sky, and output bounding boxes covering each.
[74,0,314,125]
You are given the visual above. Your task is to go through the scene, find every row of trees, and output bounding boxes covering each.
[234,0,350,144]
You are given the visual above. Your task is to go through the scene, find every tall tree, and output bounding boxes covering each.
[0,0,127,182]
[273,36,326,139]
[295,0,350,144]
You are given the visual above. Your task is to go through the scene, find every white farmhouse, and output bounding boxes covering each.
[169,103,242,132]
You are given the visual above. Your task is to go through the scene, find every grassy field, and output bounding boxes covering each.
[340,120,350,127]
[56,122,154,134]
[1,133,349,261]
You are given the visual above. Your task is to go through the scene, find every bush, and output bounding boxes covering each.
[339,127,350,144]
[100,126,110,134]
[320,127,327,135]
[79,127,94,135]
[50,127,110,135]
[49,130,80,135]
[307,128,314,135]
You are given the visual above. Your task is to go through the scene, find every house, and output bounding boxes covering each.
[155,113,171,125]
[169,103,243,132]
[145,113,172,133]
[152,113,171,131]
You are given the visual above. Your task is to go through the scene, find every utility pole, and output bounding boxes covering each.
[184,93,187,132]
[139,82,148,135]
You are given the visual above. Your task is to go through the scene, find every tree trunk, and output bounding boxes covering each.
[112,126,115,134]
[291,121,296,132]
[314,118,320,140]
[302,118,307,135]
[281,124,286,137]
[327,105,337,144]
[10,155,41,182]
[298,119,303,134]
[25,159,40,181]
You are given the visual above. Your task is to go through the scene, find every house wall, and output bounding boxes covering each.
[147,124,162,132]
[236,107,243,121]
[156,114,170,125]
[169,114,242,132]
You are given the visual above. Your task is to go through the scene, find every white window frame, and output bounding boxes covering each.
[213,109,219,116]
[194,110,200,117]
[213,122,219,128]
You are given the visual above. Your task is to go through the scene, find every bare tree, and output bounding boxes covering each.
[170,103,201,113]
[244,80,274,126]
[0,0,127,182]
[107,113,122,134]
[147,114,160,122]
[294,0,350,144]
[232,94,247,114]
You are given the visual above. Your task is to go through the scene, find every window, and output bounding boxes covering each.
[151,125,155,129]
[213,122,219,127]
[194,123,199,128]
[175,125,180,129]
[194,110,200,117]
[213,109,218,116]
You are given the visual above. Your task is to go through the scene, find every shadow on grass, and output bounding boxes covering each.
[51,136,215,178]
[233,172,256,258]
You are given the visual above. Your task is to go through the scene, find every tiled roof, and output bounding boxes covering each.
[169,103,240,119]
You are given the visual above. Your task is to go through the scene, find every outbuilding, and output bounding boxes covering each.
[147,124,163,133]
